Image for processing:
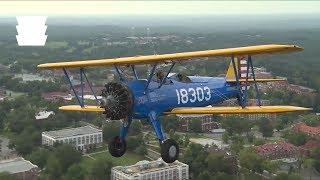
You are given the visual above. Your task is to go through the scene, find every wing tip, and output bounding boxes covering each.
[291,45,304,51]
[37,63,52,69]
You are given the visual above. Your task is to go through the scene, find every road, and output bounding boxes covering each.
[0,136,14,157]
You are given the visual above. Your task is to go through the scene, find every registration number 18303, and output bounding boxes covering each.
[175,86,211,104]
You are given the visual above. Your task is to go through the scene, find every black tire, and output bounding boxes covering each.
[160,139,179,163]
[108,136,126,157]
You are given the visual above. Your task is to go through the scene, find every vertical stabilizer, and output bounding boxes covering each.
[225,57,250,89]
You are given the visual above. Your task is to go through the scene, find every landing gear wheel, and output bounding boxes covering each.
[108,136,126,157]
[160,139,179,163]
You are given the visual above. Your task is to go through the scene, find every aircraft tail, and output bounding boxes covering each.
[225,57,286,83]
[225,56,248,81]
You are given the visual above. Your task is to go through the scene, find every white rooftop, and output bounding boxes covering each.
[0,158,38,174]
[190,138,229,149]
[42,125,101,139]
[211,128,226,133]
[35,110,55,120]
[113,158,187,176]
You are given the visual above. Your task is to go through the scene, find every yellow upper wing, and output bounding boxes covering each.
[38,44,302,69]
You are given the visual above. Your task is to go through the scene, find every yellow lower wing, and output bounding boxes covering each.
[165,106,311,115]
[59,105,104,112]
[226,78,286,83]
[59,105,311,115]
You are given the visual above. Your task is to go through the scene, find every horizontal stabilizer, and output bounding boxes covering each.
[226,78,286,83]
[165,106,311,115]
[59,105,105,112]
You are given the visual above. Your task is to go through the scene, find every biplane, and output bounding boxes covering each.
[38,44,311,163]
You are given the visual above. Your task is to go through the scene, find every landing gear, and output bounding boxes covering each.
[160,139,179,163]
[109,117,131,158]
[149,111,179,163]
[108,136,126,157]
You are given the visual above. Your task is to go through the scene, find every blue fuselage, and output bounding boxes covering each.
[124,76,238,119]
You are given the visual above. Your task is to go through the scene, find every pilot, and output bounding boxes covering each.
[177,73,191,83]
[156,70,165,82]
[177,73,184,82]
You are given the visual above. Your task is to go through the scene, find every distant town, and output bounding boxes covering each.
[0,22,319,180]
[0,53,319,180]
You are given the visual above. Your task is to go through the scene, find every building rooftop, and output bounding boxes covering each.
[255,141,298,159]
[42,125,101,139]
[41,92,72,101]
[293,122,320,136]
[35,110,55,120]
[177,114,211,118]
[112,159,187,176]
[302,139,320,150]
[0,158,38,174]
[211,128,226,133]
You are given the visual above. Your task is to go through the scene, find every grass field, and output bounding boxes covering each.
[5,90,26,98]
[81,150,145,168]
[46,41,68,49]
[82,46,99,54]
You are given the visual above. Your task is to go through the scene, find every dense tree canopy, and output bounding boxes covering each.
[258,117,274,137]
[239,148,263,173]
[311,147,320,172]
[221,116,252,135]
[284,132,309,146]
[87,158,114,180]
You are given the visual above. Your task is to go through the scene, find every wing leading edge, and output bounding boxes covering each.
[165,106,312,115]
[38,44,302,69]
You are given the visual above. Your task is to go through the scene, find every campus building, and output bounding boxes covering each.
[177,114,218,132]
[221,99,276,121]
[255,141,299,160]
[111,159,189,180]
[246,99,276,121]
[41,92,72,102]
[35,110,55,120]
[0,157,39,180]
[42,125,103,152]
[293,122,320,138]
[300,139,320,156]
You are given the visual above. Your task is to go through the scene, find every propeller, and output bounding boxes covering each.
[100,82,133,120]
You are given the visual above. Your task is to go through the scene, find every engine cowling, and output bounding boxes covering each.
[100,82,133,120]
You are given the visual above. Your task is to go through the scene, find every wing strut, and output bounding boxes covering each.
[80,68,84,104]
[144,63,158,93]
[82,68,99,103]
[62,68,100,107]
[131,65,139,80]
[231,55,245,108]
[114,65,125,81]
[231,55,262,108]
[243,56,250,105]
[248,55,262,106]
[159,62,176,88]
[63,68,84,107]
